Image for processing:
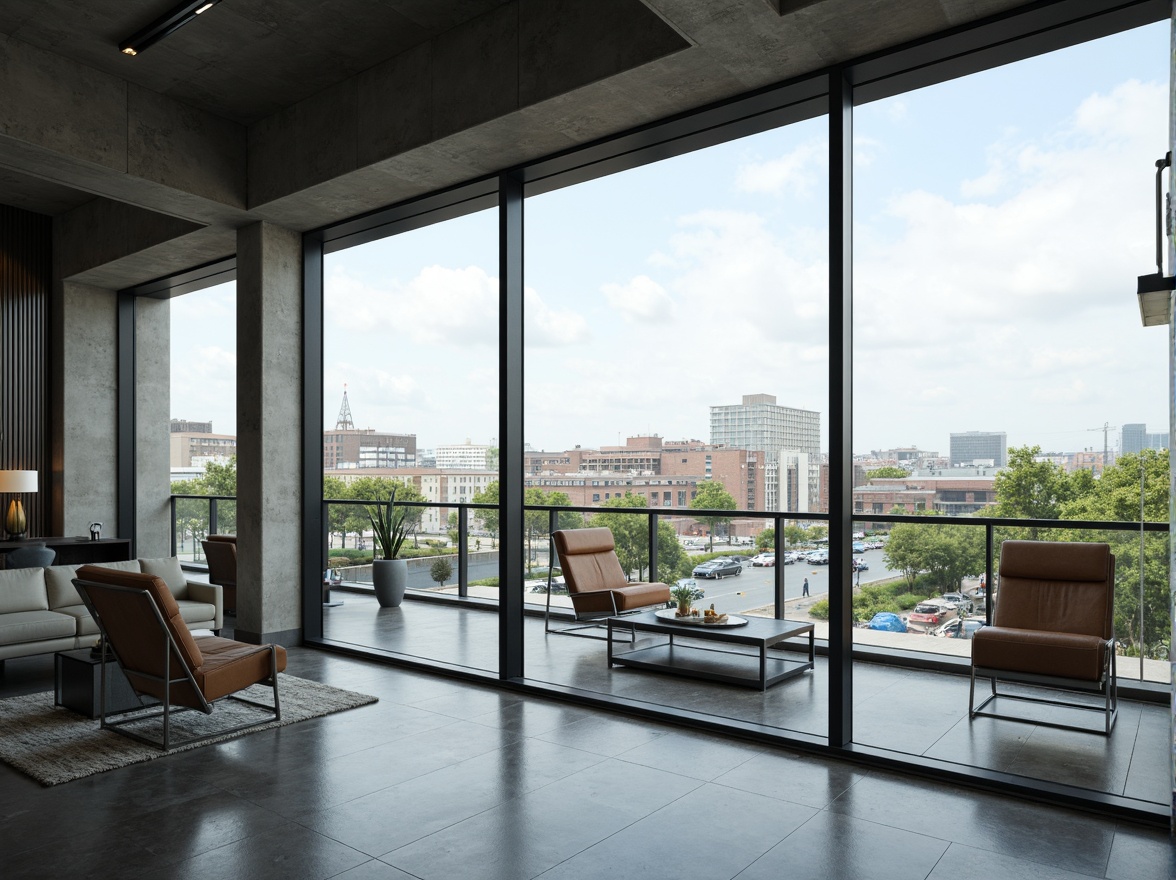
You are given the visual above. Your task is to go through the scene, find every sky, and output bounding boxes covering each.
[172,21,1171,459]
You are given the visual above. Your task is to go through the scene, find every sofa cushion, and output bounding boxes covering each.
[0,567,48,613]
[54,605,100,638]
[139,557,189,599]
[0,609,76,646]
[46,560,141,610]
[174,599,217,626]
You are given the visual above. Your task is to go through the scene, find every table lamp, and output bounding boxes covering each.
[0,470,38,540]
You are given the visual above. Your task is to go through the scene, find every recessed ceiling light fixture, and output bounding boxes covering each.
[119,0,221,56]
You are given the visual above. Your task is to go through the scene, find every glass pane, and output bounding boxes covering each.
[321,208,499,673]
[524,114,829,738]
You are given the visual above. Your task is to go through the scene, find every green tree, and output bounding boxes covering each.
[523,489,575,576]
[446,511,461,546]
[1060,449,1170,655]
[350,477,427,546]
[591,493,649,579]
[866,466,908,479]
[883,515,984,592]
[323,476,352,548]
[689,481,737,551]
[755,528,775,552]
[430,557,453,589]
[991,445,1077,535]
[472,480,500,545]
[169,456,238,541]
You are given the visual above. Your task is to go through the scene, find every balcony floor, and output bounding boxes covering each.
[322,592,1171,811]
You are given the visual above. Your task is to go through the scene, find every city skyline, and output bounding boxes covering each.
[171,23,1169,461]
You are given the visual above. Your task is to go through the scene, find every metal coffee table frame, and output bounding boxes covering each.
[607,611,815,690]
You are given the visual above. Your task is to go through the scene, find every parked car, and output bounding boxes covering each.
[750,552,776,567]
[933,617,986,639]
[852,558,869,572]
[805,550,830,565]
[727,554,753,564]
[865,540,885,550]
[938,592,974,614]
[783,551,803,564]
[692,558,743,579]
[852,541,865,553]
[867,611,907,633]
[907,600,958,631]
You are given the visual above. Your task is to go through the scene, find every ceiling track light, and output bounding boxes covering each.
[1136,151,1173,327]
[119,0,221,56]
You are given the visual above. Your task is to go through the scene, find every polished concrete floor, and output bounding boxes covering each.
[323,594,1172,809]
[0,638,1173,880]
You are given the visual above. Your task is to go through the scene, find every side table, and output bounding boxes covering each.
[54,649,151,718]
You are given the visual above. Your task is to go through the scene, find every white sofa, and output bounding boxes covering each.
[0,557,223,663]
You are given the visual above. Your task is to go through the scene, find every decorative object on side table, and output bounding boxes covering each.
[368,487,410,608]
[89,521,102,540]
[0,470,38,540]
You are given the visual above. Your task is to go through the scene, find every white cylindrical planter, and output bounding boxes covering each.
[373,558,408,607]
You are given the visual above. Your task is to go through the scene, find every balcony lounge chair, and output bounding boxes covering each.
[548,528,671,639]
[969,540,1117,734]
[201,534,237,613]
[72,564,285,751]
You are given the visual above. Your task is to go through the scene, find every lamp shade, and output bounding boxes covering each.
[0,470,38,493]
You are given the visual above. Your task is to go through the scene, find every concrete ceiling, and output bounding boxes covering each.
[0,0,1073,287]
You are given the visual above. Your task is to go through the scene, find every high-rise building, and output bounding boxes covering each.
[710,394,820,511]
[949,431,1007,467]
[1122,423,1169,455]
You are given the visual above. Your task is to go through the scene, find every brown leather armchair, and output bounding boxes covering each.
[202,534,237,613]
[548,528,671,638]
[73,564,286,751]
[970,540,1117,734]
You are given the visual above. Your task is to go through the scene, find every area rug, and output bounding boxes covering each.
[0,674,378,786]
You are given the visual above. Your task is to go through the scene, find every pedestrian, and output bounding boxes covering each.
[802,577,810,597]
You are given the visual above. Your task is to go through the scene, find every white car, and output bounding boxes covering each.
[750,552,776,567]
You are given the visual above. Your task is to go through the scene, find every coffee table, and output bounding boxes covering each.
[607,611,814,690]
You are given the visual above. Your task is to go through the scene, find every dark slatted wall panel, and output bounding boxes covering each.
[0,203,51,537]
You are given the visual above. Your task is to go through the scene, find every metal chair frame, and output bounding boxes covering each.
[75,578,281,751]
[969,638,1118,735]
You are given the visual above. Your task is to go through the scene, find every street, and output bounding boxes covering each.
[686,548,898,616]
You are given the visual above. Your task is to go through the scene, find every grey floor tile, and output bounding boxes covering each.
[735,810,950,880]
[926,841,1107,880]
[1105,823,1176,880]
[533,711,670,756]
[132,821,370,880]
[468,697,598,736]
[614,730,763,780]
[712,747,866,809]
[535,782,817,880]
[827,773,1116,875]
[382,759,704,879]
[301,738,608,855]
[330,860,423,880]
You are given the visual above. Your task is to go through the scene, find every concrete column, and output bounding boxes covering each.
[135,296,171,558]
[235,221,302,645]
[51,281,118,538]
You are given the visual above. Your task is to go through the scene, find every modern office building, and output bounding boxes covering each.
[0,0,1172,855]
[434,441,494,470]
[949,431,1008,467]
[710,394,820,511]
[1123,422,1170,454]
[168,430,238,469]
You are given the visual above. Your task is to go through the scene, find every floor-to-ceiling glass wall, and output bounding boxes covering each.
[523,113,830,737]
[169,278,238,563]
[320,205,500,673]
[851,20,1170,807]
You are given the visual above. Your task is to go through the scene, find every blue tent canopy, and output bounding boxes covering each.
[867,612,907,633]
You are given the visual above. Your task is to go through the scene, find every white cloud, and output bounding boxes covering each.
[735,141,825,196]
[525,287,590,346]
[602,275,675,323]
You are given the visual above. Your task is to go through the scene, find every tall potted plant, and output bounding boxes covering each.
[369,487,410,607]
